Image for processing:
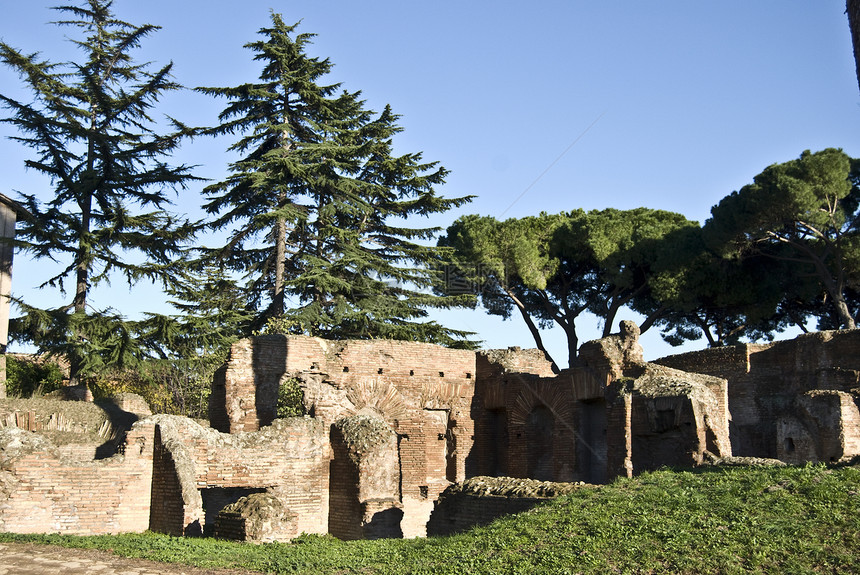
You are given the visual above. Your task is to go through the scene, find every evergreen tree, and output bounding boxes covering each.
[199,14,474,345]
[704,148,860,330]
[134,265,252,416]
[441,209,694,368]
[0,0,197,383]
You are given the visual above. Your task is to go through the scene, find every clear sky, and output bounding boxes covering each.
[1,1,858,365]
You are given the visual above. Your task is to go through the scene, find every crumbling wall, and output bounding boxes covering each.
[211,335,477,538]
[570,321,730,479]
[655,329,860,461]
[214,492,299,543]
[0,420,154,535]
[627,364,731,472]
[148,414,330,537]
[471,322,730,485]
[427,476,584,536]
[473,348,576,482]
[328,414,402,540]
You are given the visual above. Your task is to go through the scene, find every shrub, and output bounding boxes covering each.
[5,356,65,397]
[277,378,304,418]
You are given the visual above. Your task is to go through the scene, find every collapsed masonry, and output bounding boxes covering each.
[0,324,858,541]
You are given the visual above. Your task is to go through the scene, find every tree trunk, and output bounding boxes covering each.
[504,287,560,373]
[273,210,287,317]
[70,117,97,386]
[848,0,860,94]
[565,322,579,369]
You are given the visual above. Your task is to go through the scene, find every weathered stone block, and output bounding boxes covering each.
[214,492,298,543]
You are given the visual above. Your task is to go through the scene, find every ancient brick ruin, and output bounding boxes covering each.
[0,325,858,540]
[655,329,860,464]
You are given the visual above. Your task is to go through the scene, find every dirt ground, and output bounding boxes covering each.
[0,542,264,575]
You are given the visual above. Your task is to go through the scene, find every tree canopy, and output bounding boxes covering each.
[444,149,860,359]
[704,148,860,330]
[2,1,858,401]
[440,208,696,368]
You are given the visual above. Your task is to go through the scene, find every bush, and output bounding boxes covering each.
[90,358,219,419]
[5,356,65,397]
[277,378,304,418]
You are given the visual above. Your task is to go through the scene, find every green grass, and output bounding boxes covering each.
[2,463,859,574]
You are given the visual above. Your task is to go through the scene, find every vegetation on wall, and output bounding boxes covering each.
[276,377,305,419]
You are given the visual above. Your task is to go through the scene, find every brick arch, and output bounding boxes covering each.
[344,378,408,420]
[509,379,572,426]
[420,381,466,409]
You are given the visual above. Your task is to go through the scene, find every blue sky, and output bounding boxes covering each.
[1,1,858,364]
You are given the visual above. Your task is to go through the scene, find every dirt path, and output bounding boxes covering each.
[0,542,264,575]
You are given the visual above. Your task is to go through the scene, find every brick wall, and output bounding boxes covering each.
[655,330,860,460]
[427,492,549,536]
[212,335,478,538]
[473,351,580,483]
[0,421,154,535]
[149,414,330,536]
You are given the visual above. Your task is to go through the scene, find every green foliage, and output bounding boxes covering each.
[704,148,860,330]
[198,14,475,347]
[86,357,219,419]
[276,377,304,418]
[441,209,695,366]
[0,0,198,382]
[647,226,794,347]
[2,463,858,574]
[4,356,64,398]
[446,149,860,353]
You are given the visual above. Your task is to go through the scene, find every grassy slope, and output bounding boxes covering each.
[1,463,858,574]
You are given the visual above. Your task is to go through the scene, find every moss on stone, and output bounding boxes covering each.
[442,476,587,499]
[334,414,393,462]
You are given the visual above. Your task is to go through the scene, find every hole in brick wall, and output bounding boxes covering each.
[343,366,349,372]
[439,371,444,377]
[437,433,445,440]
[419,486,429,499]
[784,437,796,453]
[466,372,472,379]
[409,370,414,376]
[378,368,384,374]
[311,362,319,370]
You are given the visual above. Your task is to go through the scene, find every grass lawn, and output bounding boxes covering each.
[1,462,858,574]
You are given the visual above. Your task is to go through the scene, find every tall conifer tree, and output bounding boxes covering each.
[199,14,474,345]
[0,1,197,382]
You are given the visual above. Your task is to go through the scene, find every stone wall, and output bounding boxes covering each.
[472,355,579,482]
[3,327,855,541]
[328,414,402,540]
[212,335,477,538]
[471,322,731,485]
[427,476,583,536]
